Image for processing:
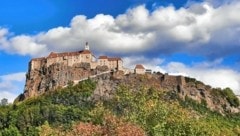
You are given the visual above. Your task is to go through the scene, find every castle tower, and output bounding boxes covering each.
[85,42,90,50]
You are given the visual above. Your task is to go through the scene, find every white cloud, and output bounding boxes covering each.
[0,1,239,58]
[123,56,165,71]
[0,28,8,37]
[0,28,9,51]
[0,72,26,103]
[123,56,163,67]
[204,0,237,7]
[0,91,18,104]
[0,31,48,57]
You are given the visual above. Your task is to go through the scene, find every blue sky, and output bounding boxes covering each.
[1,0,240,102]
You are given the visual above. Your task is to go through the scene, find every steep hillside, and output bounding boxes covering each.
[20,53,239,115]
[11,58,240,135]
[92,71,240,114]
[19,67,240,114]
[1,77,240,135]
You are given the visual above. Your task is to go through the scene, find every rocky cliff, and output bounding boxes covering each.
[88,71,239,114]
[18,60,240,114]
[18,61,108,101]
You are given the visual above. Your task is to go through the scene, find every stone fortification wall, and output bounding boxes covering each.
[161,74,185,88]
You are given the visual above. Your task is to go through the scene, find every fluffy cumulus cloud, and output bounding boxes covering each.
[0,1,240,58]
[124,56,240,95]
[0,28,47,56]
[0,72,26,103]
[123,56,165,72]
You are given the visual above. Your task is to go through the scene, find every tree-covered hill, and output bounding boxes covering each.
[1,78,240,136]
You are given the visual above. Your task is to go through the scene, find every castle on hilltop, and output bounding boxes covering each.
[20,42,190,101]
[30,42,124,71]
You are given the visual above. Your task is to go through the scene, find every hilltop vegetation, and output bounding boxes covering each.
[1,78,240,136]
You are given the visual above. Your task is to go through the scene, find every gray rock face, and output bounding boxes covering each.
[89,73,239,114]
[22,62,94,100]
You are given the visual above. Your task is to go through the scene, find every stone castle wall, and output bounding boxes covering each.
[30,51,123,72]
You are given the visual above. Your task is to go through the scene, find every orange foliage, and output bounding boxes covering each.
[71,114,145,136]
[116,123,146,136]
[72,122,102,136]
[102,114,145,136]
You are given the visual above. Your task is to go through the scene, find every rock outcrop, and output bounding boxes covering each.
[18,59,239,114]
[18,61,108,101]
[88,72,239,114]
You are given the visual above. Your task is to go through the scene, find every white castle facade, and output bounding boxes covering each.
[30,43,149,75]
[30,43,123,71]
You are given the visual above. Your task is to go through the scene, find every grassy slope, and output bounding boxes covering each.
[0,79,240,136]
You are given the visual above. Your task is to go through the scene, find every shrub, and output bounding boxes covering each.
[185,77,197,83]
[223,88,240,107]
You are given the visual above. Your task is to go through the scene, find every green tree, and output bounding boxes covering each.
[223,88,240,107]
[38,121,54,136]
[1,125,21,136]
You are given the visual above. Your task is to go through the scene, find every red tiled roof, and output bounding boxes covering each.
[31,49,92,61]
[99,56,108,59]
[31,50,123,63]
[80,50,91,54]
[48,52,58,57]
[108,57,122,61]
[99,56,122,61]
[135,64,145,69]
[31,57,45,61]
[47,50,92,58]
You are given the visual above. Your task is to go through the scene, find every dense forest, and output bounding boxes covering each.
[0,79,240,136]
